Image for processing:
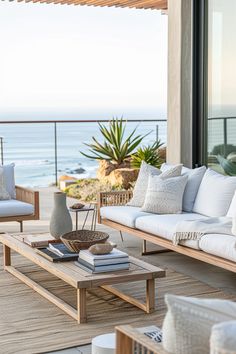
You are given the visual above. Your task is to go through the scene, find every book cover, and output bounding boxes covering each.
[79,248,128,265]
[75,259,130,273]
[23,233,58,248]
[37,248,78,262]
[48,243,79,257]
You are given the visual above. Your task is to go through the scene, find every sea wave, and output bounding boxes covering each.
[14,159,53,166]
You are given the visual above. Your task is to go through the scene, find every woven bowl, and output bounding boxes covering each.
[60,230,109,253]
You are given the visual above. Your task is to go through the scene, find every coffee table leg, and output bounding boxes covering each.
[77,288,87,323]
[146,279,155,313]
[3,245,11,269]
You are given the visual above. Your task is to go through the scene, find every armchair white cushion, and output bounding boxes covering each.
[162,294,236,354]
[0,200,34,217]
[1,163,16,199]
[210,321,236,354]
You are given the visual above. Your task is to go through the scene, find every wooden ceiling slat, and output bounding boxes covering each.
[15,0,168,10]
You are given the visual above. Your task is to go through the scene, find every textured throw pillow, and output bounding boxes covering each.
[193,168,236,217]
[141,174,188,214]
[0,163,16,199]
[162,294,236,354]
[0,167,11,200]
[210,321,236,354]
[128,162,182,208]
[161,163,206,212]
[227,191,236,217]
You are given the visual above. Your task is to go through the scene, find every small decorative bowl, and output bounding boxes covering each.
[60,230,109,253]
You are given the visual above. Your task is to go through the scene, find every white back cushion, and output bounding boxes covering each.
[227,191,236,217]
[1,163,16,199]
[0,167,11,200]
[161,163,206,212]
[210,321,236,354]
[162,294,236,354]
[193,168,236,217]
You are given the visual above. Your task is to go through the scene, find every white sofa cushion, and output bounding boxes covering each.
[127,162,161,207]
[1,163,16,199]
[161,163,207,212]
[227,191,236,217]
[210,321,236,354]
[162,294,236,354]
[193,169,236,217]
[0,200,34,217]
[0,167,11,200]
[128,162,182,208]
[141,175,188,214]
[199,234,236,262]
[100,206,149,228]
[135,212,206,248]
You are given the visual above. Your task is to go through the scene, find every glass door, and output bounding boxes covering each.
[207,0,236,174]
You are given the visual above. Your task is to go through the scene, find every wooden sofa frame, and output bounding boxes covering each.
[116,325,166,354]
[0,186,40,232]
[98,191,236,273]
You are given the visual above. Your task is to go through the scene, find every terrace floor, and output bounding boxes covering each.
[1,187,236,353]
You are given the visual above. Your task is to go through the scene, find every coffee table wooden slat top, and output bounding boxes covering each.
[0,232,165,323]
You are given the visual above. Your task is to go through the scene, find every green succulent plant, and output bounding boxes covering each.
[217,154,236,176]
[80,118,149,165]
[130,140,164,169]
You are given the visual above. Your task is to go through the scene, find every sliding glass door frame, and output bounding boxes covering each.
[192,0,208,167]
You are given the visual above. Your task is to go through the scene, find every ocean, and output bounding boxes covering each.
[0,119,167,187]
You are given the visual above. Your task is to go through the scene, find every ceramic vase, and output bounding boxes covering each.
[50,192,72,239]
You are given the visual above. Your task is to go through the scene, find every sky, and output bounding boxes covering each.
[0,2,167,120]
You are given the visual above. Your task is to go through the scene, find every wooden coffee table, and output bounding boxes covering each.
[0,232,165,323]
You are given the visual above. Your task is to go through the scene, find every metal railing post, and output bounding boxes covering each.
[223,117,227,157]
[0,137,3,165]
[156,124,159,141]
[54,122,58,186]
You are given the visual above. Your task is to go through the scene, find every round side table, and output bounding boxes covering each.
[69,202,97,231]
[92,333,116,354]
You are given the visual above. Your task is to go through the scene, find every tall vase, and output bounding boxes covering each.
[50,192,73,239]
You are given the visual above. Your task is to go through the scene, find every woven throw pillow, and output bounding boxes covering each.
[0,167,11,200]
[141,174,188,214]
[210,321,236,354]
[128,162,182,207]
[162,294,236,354]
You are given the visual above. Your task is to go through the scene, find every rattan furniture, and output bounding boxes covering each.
[0,232,165,324]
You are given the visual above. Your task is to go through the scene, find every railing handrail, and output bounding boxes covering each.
[0,118,167,124]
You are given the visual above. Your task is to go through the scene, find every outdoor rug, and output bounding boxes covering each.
[1,247,236,354]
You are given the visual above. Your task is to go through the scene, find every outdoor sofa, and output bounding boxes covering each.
[98,164,236,273]
[0,164,39,231]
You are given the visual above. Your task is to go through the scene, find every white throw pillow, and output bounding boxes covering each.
[141,174,188,214]
[210,321,236,354]
[227,191,236,217]
[0,167,11,200]
[193,168,236,217]
[161,163,206,212]
[162,294,236,354]
[128,162,182,207]
[0,163,16,199]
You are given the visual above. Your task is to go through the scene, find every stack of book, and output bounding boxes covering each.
[75,248,130,273]
[37,243,79,262]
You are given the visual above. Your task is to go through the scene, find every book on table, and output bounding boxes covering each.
[78,248,129,266]
[75,258,130,273]
[75,248,130,273]
[36,243,79,262]
[21,233,58,248]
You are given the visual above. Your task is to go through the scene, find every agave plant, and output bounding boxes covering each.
[80,118,149,165]
[217,154,236,176]
[130,140,164,169]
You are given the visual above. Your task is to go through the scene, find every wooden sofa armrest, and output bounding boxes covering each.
[16,185,40,219]
[116,325,167,354]
[97,190,133,223]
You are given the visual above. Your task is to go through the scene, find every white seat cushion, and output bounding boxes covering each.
[193,168,236,217]
[199,234,236,262]
[0,200,34,217]
[100,206,149,228]
[135,213,207,247]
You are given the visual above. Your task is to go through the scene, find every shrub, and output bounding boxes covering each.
[130,141,164,169]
